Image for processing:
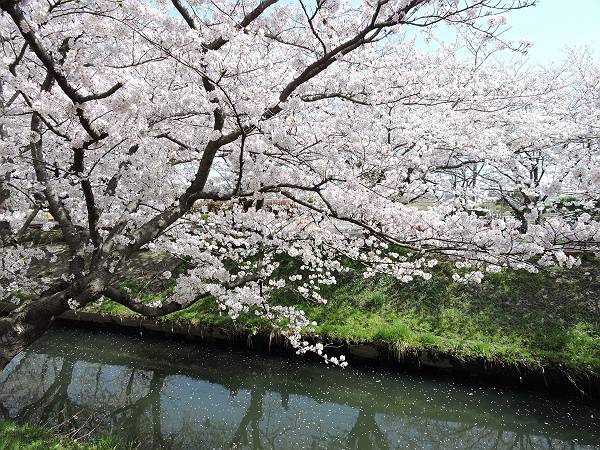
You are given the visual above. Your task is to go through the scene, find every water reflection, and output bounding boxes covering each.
[0,328,598,449]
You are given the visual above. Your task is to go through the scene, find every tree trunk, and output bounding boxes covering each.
[0,315,48,370]
[0,290,72,370]
[0,276,106,370]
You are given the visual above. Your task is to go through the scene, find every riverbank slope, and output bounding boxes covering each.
[3,235,599,395]
[76,258,600,395]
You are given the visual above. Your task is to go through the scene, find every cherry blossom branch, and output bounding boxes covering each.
[205,0,281,51]
[103,273,261,317]
[0,1,123,105]
[103,287,211,317]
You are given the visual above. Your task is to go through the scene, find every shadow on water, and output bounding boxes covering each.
[1,327,599,449]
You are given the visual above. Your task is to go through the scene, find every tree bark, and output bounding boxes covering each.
[0,314,48,370]
[0,277,105,370]
[0,291,65,369]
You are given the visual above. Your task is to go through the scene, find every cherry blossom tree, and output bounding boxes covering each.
[1,0,599,368]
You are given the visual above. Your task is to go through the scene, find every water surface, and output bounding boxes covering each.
[0,327,598,449]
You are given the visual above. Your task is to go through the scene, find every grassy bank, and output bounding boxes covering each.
[89,258,600,376]
[0,421,120,450]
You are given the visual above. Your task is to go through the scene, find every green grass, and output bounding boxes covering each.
[0,421,121,450]
[89,258,600,375]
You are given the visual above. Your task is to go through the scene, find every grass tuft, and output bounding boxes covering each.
[0,420,122,450]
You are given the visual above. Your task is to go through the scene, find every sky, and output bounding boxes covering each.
[502,0,600,63]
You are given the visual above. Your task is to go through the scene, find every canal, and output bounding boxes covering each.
[0,327,598,449]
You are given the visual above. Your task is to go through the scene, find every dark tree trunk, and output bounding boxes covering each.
[0,295,65,369]
[0,278,104,370]
[0,315,48,370]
